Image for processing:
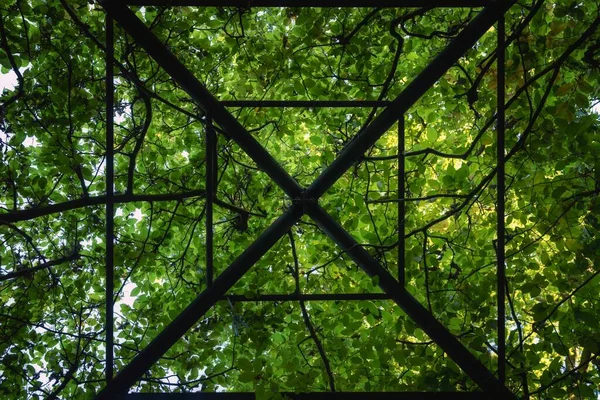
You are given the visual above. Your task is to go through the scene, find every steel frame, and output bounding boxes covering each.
[122,0,492,7]
[97,0,514,398]
[105,14,115,382]
[125,393,496,399]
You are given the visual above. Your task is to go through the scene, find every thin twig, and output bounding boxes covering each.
[288,231,336,392]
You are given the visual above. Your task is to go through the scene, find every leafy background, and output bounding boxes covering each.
[1,0,599,398]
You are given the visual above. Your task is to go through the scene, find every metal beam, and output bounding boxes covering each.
[206,117,216,286]
[105,13,115,383]
[220,100,391,108]
[121,0,491,7]
[126,392,490,399]
[307,0,518,199]
[224,293,391,301]
[398,116,405,286]
[99,0,303,199]
[496,15,506,384]
[306,204,516,398]
[94,205,304,399]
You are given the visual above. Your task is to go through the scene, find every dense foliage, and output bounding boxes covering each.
[1,1,600,398]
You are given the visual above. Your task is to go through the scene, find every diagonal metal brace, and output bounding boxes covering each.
[307,204,517,398]
[308,0,518,198]
[95,205,304,399]
[99,0,303,200]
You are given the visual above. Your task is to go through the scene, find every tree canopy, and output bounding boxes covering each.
[1,1,600,399]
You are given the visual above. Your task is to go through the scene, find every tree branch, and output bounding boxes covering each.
[0,190,264,224]
[289,231,336,392]
[0,252,80,282]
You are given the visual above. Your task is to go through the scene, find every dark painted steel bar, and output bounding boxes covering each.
[398,117,405,286]
[94,205,304,399]
[220,100,391,108]
[99,0,303,200]
[105,13,115,383]
[206,117,215,286]
[306,204,516,398]
[122,0,491,7]
[224,293,391,302]
[125,392,490,399]
[307,0,517,199]
[497,15,506,385]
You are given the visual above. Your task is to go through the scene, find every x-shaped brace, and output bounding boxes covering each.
[96,1,517,398]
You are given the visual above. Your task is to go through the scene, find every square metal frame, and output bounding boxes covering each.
[97,1,514,398]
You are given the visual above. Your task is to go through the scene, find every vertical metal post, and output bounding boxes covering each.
[206,117,215,286]
[398,116,405,286]
[105,13,114,382]
[497,16,506,385]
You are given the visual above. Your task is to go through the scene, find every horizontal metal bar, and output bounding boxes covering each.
[306,204,517,398]
[307,0,517,199]
[94,205,304,399]
[121,0,491,7]
[220,100,391,108]
[100,0,303,199]
[224,293,391,301]
[126,392,489,399]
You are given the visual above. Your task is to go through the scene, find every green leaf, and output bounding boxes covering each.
[426,126,438,142]
[309,135,322,145]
